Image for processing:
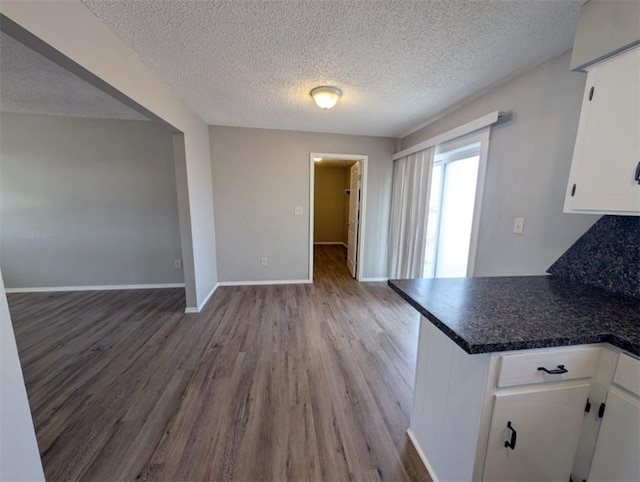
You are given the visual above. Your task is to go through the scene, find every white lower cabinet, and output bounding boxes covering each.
[409,319,602,482]
[409,319,639,482]
[588,388,640,482]
[483,384,591,482]
[587,353,640,482]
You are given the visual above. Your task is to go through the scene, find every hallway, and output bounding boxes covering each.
[8,245,429,481]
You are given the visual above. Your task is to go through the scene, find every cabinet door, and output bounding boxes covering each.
[588,388,640,482]
[483,384,590,482]
[565,47,640,214]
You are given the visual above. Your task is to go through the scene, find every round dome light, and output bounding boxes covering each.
[310,86,342,109]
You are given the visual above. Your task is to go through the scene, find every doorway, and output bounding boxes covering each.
[0,24,196,310]
[309,153,368,282]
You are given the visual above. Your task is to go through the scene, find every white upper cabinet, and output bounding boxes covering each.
[564,46,640,215]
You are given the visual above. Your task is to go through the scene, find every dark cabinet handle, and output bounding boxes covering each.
[598,402,606,418]
[537,364,568,375]
[635,162,640,185]
[505,421,517,450]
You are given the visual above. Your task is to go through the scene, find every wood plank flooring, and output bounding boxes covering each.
[8,245,430,481]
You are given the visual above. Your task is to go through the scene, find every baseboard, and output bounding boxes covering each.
[360,277,388,282]
[5,283,185,294]
[184,283,219,314]
[217,279,312,287]
[407,429,438,482]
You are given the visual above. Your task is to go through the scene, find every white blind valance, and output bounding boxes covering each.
[392,111,501,161]
[388,113,499,280]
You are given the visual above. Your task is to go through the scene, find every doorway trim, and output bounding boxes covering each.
[309,153,369,282]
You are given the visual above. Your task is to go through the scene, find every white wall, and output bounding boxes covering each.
[402,51,599,276]
[210,126,395,282]
[0,0,217,310]
[0,270,45,481]
[0,113,183,288]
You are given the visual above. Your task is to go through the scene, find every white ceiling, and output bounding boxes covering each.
[5,1,583,136]
[0,32,147,121]
[82,0,582,137]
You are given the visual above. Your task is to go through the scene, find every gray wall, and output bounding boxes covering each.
[0,270,44,481]
[1,1,219,310]
[0,113,184,288]
[402,51,599,276]
[210,126,395,281]
[570,0,640,70]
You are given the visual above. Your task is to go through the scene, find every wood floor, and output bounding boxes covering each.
[8,245,430,481]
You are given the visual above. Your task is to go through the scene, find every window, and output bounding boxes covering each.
[423,130,488,278]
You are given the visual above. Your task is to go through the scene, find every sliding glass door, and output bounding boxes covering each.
[424,141,482,278]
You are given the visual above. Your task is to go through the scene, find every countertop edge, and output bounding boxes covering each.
[388,280,639,356]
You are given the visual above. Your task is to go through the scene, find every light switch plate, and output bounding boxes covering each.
[294,206,304,215]
[513,217,525,234]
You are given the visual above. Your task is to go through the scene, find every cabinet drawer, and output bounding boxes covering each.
[497,347,600,388]
[613,353,640,397]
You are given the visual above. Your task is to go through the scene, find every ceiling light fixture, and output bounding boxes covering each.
[310,86,342,109]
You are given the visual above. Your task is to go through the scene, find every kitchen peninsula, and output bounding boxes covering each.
[389,276,640,482]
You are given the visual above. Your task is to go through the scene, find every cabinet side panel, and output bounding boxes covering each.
[438,345,491,481]
[410,316,431,432]
[410,319,455,479]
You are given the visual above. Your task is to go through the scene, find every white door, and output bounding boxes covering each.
[483,383,591,482]
[567,47,640,213]
[347,162,361,278]
[588,388,640,482]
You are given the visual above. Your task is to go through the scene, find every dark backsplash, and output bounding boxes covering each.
[548,216,640,299]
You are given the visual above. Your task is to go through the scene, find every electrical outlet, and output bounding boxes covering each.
[261,257,268,267]
[174,259,182,269]
[294,206,304,215]
[513,217,525,234]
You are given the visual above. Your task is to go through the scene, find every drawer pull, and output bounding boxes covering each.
[504,421,517,450]
[537,364,568,375]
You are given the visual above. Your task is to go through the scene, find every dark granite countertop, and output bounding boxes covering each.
[388,276,640,356]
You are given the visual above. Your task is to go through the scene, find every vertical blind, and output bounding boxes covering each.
[388,147,434,279]
[388,114,500,280]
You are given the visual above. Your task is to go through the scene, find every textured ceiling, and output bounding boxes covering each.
[82,0,582,137]
[10,1,582,135]
[0,32,147,121]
